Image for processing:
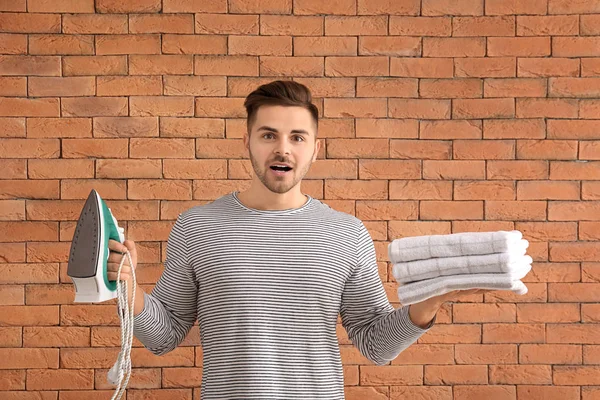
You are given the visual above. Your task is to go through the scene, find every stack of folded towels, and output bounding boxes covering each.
[389,230,532,305]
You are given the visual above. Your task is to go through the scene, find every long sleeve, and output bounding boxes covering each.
[340,221,435,366]
[133,213,198,355]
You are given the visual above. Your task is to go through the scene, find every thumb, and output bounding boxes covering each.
[123,240,137,268]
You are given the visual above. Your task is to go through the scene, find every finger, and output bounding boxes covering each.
[108,239,127,253]
[123,240,137,258]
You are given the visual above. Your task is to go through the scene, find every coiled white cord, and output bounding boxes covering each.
[107,250,136,400]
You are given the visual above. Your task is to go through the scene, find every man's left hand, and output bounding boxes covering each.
[408,288,494,329]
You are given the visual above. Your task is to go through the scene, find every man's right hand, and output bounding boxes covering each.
[107,239,137,284]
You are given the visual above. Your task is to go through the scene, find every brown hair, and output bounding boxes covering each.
[243,80,319,133]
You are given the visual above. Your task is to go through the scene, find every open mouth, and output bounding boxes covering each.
[270,165,293,172]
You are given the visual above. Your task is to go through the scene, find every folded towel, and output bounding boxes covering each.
[389,230,523,263]
[396,271,530,305]
[393,245,532,284]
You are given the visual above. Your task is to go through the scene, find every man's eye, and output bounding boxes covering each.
[294,136,304,142]
[263,133,273,139]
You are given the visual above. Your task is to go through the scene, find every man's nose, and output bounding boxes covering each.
[274,137,291,155]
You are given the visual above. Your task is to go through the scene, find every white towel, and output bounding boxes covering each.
[393,245,531,284]
[389,230,523,263]
[396,272,530,306]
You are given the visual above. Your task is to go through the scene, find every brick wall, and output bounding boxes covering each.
[1,0,600,399]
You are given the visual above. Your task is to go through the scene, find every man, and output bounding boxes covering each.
[107,80,484,399]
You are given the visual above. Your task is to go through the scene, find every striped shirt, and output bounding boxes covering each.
[133,191,434,399]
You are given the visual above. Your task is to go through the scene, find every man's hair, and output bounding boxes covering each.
[243,80,319,133]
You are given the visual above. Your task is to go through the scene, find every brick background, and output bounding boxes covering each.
[1,0,600,399]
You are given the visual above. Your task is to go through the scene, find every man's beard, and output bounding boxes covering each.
[249,148,314,194]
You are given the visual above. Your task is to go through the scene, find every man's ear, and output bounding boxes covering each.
[243,132,250,150]
[313,138,321,162]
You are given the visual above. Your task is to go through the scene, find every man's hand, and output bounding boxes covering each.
[408,288,493,329]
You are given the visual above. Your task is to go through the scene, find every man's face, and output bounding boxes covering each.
[244,105,320,194]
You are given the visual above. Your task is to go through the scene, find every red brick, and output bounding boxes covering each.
[390,180,452,200]
[0,200,24,220]
[0,35,27,55]
[0,12,60,33]
[390,387,452,400]
[128,180,192,201]
[356,77,417,97]
[129,14,194,33]
[420,200,483,220]
[261,56,323,76]
[129,54,193,75]
[485,0,546,15]
[161,117,223,138]
[486,201,547,220]
[0,0,26,11]
[229,0,291,13]
[389,99,451,119]
[260,15,323,35]
[196,14,258,34]
[517,386,581,400]
[453,140,514,159]
[360,365,422,385]
[196,138,246,158]
[580,100,600,119]
[484,78,546,97]
[583,182,600,200]
[553,37,600,57]
[554,366,600,385]
[490,365,552,384]
[489,34,554,57]
[391,140,451,159]
[97,76,162,96]
[517,99,578,120]
[487,160,548,180]
[357,0,419,15]
[548,120,600,139]
[294,37,356,56]
[454,303,516,323]
[390,16,451,36]
[423,37,486,57]
[0,180,59,200]
[162,34,227,55]
[295,0,355,15]
[551,161,600,180]
[325,16,387,35]
[517,140,577,160]
[518,58,580,77]
[26,117,90,138]
[28,159,93,179]
[453,16,515,36]
[422,0,484,16]
[391,57,453,78]
[359,160,420,180]
[455,57,516,77]
[453,344,517,364]
[130,96,193,117]
[95,34,160,55]
[420,120,482,139]
[483,323,545,343]
[28,76,95,97]
[484,119,545,139]
[517,15,579,36]
[548,283,600,302]
[96,0,161,13]
[61,97,127,117]
[0,138,59,158]
[518,303,581,323]
[327,138,388,158]
[62,14,127,34]
[550,242,600,262]
[581,14,600,35]
[28,34,94,55]
[359,36,420,56]
[62,138,128,159]
[355,201,417,221]
[423,160,485,179]
[550,77,600,98]
[326,56,388,76]
[62,55,126,76]
[549,0,600,14]
[425,365,488,384]
[162,0,227,13]
[420,78,482,98]
[325,180,387,200]
[229,35,292,56]
[324,98,386,118]
[453,98,515,119]
[355,119,416,138]
[517,221,577,241]
[454,181,515,200]
[454,386,516,400]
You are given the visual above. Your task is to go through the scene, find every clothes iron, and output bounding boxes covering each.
[67,189,136,399]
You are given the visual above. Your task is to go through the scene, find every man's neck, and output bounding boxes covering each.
[237,185,308,211]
